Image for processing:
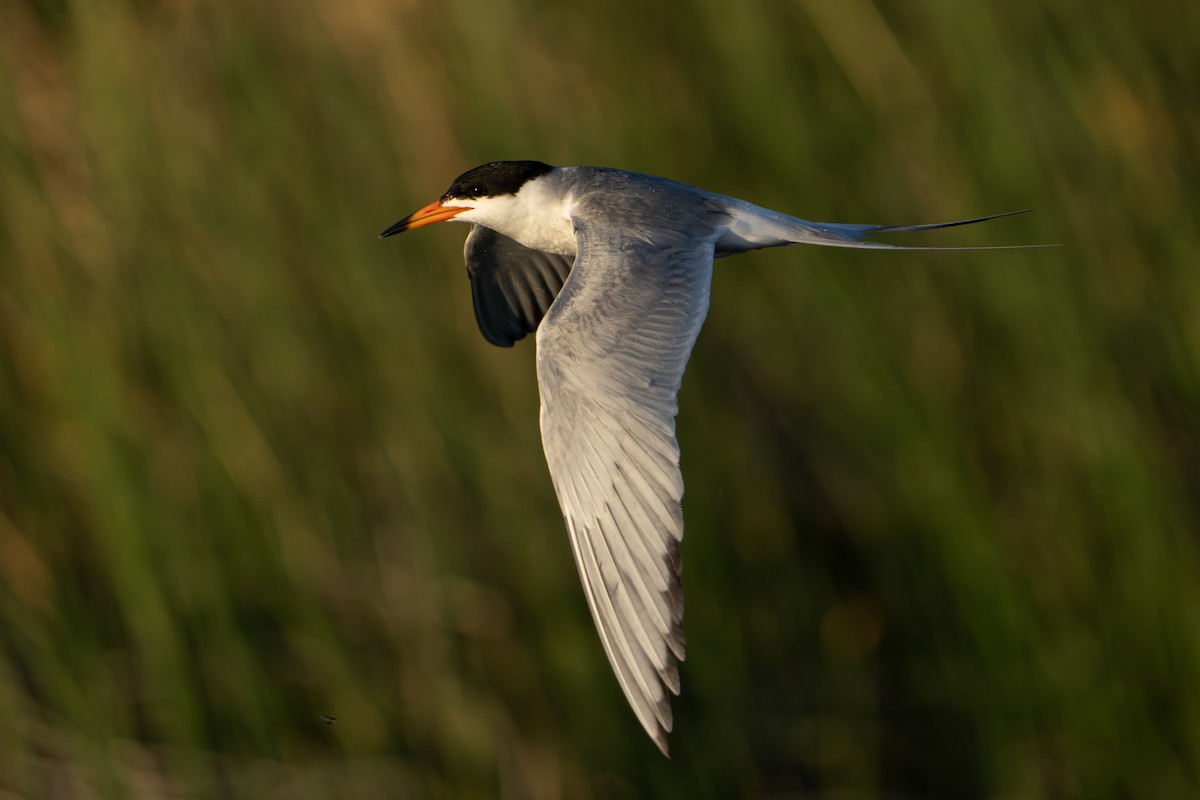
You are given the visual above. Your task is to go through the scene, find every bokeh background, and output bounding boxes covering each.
[2,0,1198,797]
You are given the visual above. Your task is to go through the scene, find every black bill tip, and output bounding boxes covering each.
[379,219,410,238]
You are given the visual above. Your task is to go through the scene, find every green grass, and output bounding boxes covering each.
[2,0,1198,797]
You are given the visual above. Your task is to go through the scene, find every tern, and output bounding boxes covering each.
[381,161,1041,754]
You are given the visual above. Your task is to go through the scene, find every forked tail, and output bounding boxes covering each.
[717,202,1054,254]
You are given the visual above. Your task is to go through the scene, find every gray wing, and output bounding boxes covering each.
[534,194,727,755]
[464,224,574,347]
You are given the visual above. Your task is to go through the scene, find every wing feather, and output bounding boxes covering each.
[535,190,725,754]
[464,225,573,347]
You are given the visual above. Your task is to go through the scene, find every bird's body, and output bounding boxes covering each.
[381,161,1041,754]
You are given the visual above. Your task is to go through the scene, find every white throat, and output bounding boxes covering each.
[449,174,577,256]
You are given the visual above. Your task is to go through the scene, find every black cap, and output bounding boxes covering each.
[443,161,554,200]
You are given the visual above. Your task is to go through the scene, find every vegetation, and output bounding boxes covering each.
[1,0,1197,797]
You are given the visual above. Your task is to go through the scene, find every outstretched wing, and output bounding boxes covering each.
[464,224,574,347]
[534,193,727,754]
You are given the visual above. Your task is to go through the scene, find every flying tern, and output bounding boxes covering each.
[381,161,1042,754]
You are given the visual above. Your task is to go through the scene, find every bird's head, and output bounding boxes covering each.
[379,160,555,238]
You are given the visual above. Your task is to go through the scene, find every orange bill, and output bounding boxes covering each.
[379,200,469,238]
